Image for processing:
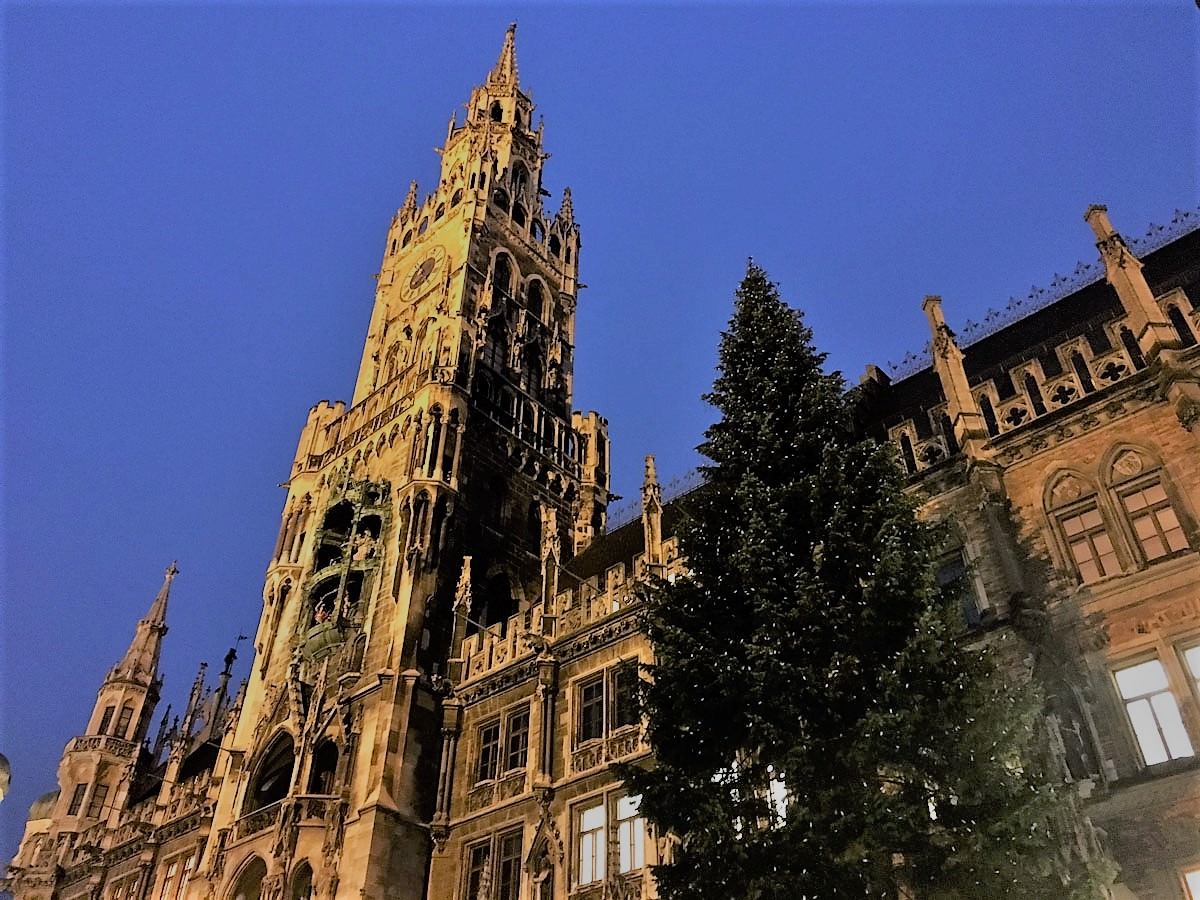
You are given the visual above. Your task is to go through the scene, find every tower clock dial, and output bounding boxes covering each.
[405,245,446,299]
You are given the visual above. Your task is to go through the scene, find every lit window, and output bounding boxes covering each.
[1114,659,1194,765]
[1183,867,1200,900]
[577,801,605,885]
[1060,506,1119,583]
[1185,645,1200,695]
[1121,481,1189,561]
[616,794,645,873]
[85,783,109,819]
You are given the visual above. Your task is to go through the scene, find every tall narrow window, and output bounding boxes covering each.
[67,783,87,816]
[477,721,501,782]
[611,663,640,730]
[578,677,604,743]
[98,705,115,735]
[1167,304,1197,347]
[115,704,135,739]
[1120,326,1147,369]
[1120,481,1189,561]
[157,859,180,900]
[85,783,109,818]
[577,801,605,885]
[464,843,490,900]
[898,433,917,475]
[1071,352,1096,393]
[1060,506,1119,583]
[1114,659,1194,765]
[505,708,530,772]
[1184,868,1200,900]
[616,794,645,873]
[1182,645,1200,697]
[978,394,999,436]
[495,831,522,900]
[1024,373,1047,417]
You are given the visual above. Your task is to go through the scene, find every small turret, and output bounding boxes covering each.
[642,455,664,569]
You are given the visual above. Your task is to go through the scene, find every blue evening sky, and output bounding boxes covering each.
[2,2,1195,855]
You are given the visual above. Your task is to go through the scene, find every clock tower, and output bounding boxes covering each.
[202,24,611,900]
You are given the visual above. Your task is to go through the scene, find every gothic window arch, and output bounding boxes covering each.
[976,392,999,436]
[511,204,527,228]
[492,253,514,301]
[435,204,445,221]
[243,733,295,813]
[491,188,510,213]
[289,862,313,900]
[1044,470,1120,584]
[527,280,547,321]
[510,162,530,197]
[228,856,267,900]
[451,188,463,207]
[548,233,561,257]
[418,218,429,236]
[531,219,545,242]
[1167,303,1197,347]
[1119,326,1147,370]
[490,100,503,122]
[1104,445,1192,565]
[402,230,413,248]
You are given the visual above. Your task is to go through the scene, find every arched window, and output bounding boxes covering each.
[511,204,527,228]
[1107,448,1191,564]
[492,254,513,301]
[490,101,503,122]
[1071,352,1096,393]
[1023,372,1047,417]
[435,204,445,221]
[289,862,313,900]
[244,735,295,812]
[401,230,413,248]
[939,413,958,455]
[531,219,545,242]
[389,238,397,255]
[491,188,510,213]
[1167,304,1197,348]
[977,394,999,437]
[511,163,530,196]
[898,433,917,475]
[564,246,572,264]
[451,189,463,207]
[418,218,429,236]
[230,857,267,900]
[307,741,339,794]
[1045,472,1118,584]
[548,233,561,257]
[1120,326,1147,370]
[527,281,546,320]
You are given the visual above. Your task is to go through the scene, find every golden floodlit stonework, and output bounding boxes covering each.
[5,26,1200,900]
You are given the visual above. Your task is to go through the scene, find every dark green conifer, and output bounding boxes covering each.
[627,263,1115,899]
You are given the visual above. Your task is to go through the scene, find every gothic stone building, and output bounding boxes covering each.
[6,26,1200,900]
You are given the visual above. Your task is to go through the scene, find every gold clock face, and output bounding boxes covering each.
[406,246,446,298]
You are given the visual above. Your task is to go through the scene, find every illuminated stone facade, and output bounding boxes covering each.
[5,26,1200,900]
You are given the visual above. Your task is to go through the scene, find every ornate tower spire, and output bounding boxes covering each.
[112,561,176,681]
[488,22,519,87]
[642,455,664,568]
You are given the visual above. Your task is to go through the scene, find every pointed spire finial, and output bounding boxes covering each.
[559,186,574,224]
[403,180,419,214]
[489,22,519,86]
[147,561,178,627]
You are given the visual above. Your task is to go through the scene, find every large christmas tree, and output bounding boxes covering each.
[627,263,1114,899]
